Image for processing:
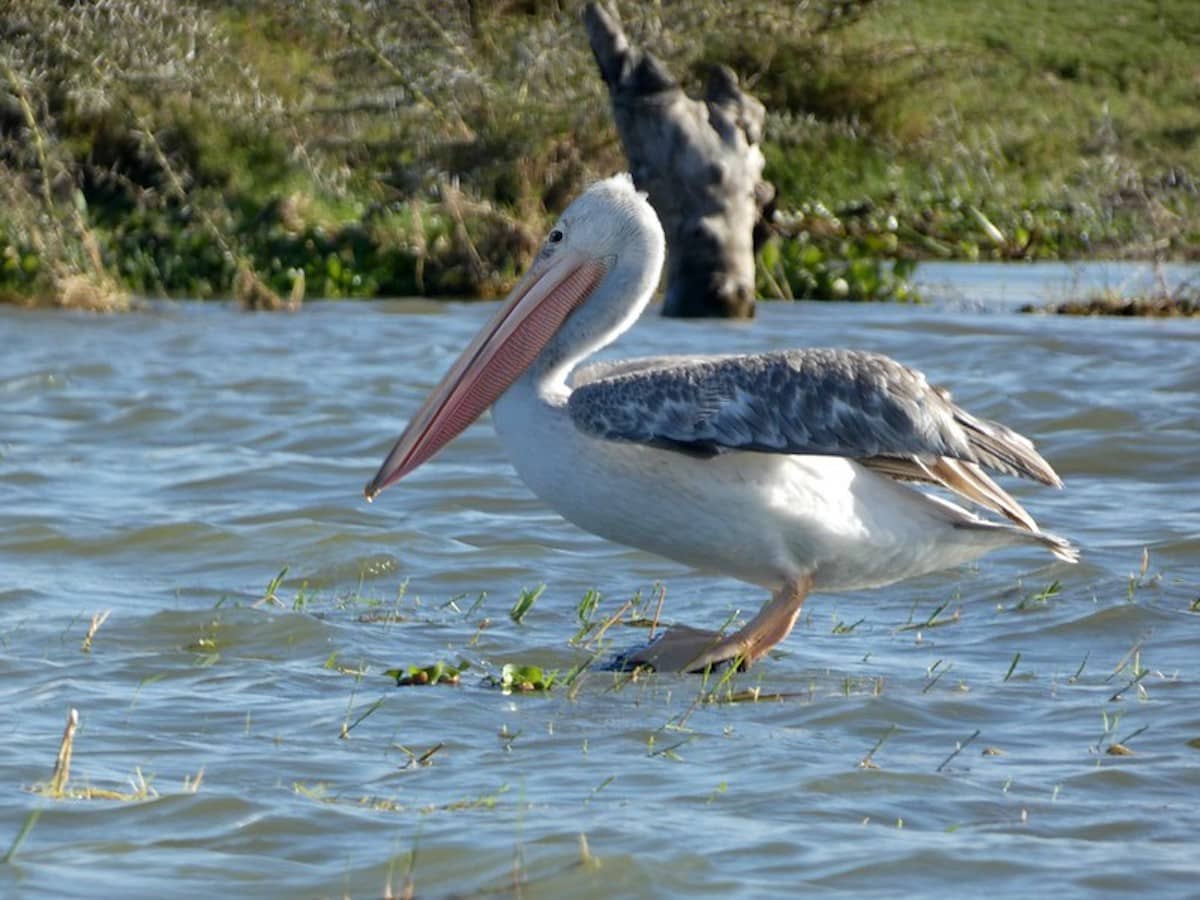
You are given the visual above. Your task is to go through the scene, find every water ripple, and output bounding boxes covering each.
[2,274,1199,897]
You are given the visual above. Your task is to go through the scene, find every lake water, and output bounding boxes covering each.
[2,263,1198,898]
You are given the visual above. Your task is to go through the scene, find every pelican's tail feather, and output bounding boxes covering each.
[1033,529,1080,564]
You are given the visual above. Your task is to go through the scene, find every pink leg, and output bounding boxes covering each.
[626,575,813,672]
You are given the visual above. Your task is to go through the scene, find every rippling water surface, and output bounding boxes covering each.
[2,263,1198,898]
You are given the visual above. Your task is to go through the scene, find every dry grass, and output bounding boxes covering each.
[30,707,202,802]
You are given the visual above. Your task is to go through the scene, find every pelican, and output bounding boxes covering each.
[366,175,1076,671]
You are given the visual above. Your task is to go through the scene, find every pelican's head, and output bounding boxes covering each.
[365,175,664,500]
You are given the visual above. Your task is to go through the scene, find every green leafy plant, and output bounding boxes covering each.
[486,663,558,694]
[386,660,469,687]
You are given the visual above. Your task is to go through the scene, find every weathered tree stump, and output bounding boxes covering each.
[583,2,774,318]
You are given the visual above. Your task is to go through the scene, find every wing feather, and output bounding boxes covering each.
[571,354,703,388]
[568,349,1064,531]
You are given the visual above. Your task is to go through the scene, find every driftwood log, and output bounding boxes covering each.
[583,2,774,318]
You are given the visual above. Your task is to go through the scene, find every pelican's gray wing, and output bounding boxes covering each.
[568,349,1063,529]
[571,354,704,388]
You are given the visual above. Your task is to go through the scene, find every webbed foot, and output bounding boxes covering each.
[620,625,752,673]
[612,575,814,673]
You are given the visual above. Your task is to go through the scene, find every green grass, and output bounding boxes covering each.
[744,0,1200,260]
[3,0,1196,307]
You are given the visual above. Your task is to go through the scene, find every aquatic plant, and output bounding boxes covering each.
[509,584,545,624]
[387,660,468,687]
[28,708,202,802]
[1023,279,1200,317]
[486,663,559,694]
[757,224,920,302]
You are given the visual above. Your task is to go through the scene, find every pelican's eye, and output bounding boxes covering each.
[548,229,564,244]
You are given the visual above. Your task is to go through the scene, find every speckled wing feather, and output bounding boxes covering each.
[568,349,1063,499]
[572,355,699,387]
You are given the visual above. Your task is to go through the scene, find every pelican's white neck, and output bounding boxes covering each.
[527,267,654,390]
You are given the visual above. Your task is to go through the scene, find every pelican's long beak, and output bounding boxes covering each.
[365,249,609,500]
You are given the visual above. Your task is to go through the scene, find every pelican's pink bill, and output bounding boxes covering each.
[365,251,609,500]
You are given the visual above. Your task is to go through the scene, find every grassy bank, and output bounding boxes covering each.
[1,0,1196,309]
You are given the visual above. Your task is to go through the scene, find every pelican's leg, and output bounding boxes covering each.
[624,575,812,673]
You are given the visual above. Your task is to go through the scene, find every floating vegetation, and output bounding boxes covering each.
[936,728,981,772]
[2,809,41,864]
[568,585,666,654]
[569,588,603,645]
[246,566,424,624]
[394,742,445,769]
[1094,709,1149,756]
[646,733,695,761]
[922,658,956,693]
[294,781,508,815]
[324,652,367,677]
[1108,667,1152,703]
[1107,641,1154,702]
[509,584,545,624]
[898,598,961,632]
[183,619,222,666]
[80,609,111,653]
[1023,278,1200,318]
[30,708,200,802]
[859,724,897,770]
[831,615,865,634]
[1016,580,1063,612]
[340,693,386,740]
[387,660,468,687]
[1127,548,1162,599]
[256,567,290,608]
[42,708,78,798]
[1024,291,1199,318]
[486,663,558,694]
